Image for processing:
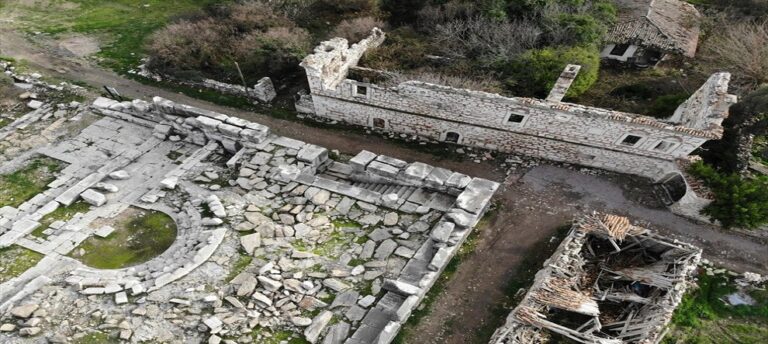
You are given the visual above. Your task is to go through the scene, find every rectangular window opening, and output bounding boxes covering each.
[654,141,675,152]
[621,135,642,146]
[356,85,368,96]
[508,114,525,123]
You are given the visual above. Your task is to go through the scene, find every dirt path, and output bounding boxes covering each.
[405,166,768,344]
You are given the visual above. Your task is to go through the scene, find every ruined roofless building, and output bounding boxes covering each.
[489,213,702,344]
[298,29,737,220]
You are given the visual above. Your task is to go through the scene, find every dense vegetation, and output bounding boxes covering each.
[362,0,614,98]
[689,162,768,228]
[663,272,768,343]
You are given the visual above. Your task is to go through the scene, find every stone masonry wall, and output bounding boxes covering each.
[300,30,736,182]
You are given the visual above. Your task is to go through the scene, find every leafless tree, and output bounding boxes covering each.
[433,16,541,61]
[705,19,768,89]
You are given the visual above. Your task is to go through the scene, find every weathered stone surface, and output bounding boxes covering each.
[240,233,261,255]
[10,304,39,318]
[80,189,106,206]
[304,311,333,343]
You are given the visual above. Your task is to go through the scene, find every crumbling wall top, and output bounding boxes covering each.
[670,72,737,134]
[300,28,385,90]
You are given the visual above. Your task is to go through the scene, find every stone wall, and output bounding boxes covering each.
[300,30,736,183]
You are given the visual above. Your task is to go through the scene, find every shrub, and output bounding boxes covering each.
[330,16,386,42]
[361,27,430,71]
[701,86,768,172]
[503,45,600,98]
[689,161,768,229]
[148,19,232,71]
[645,94,689,119]
[147,1,313,81]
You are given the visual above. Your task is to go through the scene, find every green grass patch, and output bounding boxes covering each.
[226,254,253,282]
[32,200,91,238]
[0,157,63,208]
[72,208,177,269]
[251,328,309,344]
[72,331,116,344]
[662,274,768,344]
[332,218,362,229]
[8,0,225,73]
[0,245,44,283]
[662,272,768,344]
[312,229,355,259]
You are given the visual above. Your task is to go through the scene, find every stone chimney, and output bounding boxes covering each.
[546,64,581,103]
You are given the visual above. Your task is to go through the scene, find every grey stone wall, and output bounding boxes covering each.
[300,30,736,182]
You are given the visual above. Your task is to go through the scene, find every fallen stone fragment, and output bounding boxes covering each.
[304,310,333,343]
[109,170,130,180]
[11,304,39,318]
[240,233,261,255]
[80,189,106,207]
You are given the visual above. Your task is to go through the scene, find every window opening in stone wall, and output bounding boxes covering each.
[653,140,676,152]
[507,114,525,123]
[621,134,642,146]
[444,132,460,143]
[356,85,368,96]
[610,44,630,56]
[373,118,385,129]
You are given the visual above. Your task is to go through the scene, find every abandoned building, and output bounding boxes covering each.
[298,29,736,221]
[489,213,701,344]
[601,0,701,66]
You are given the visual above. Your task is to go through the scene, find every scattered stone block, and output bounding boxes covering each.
[80,189,106,206]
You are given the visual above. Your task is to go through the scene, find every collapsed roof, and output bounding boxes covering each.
[489,213,701,344]
[607,0,701,57]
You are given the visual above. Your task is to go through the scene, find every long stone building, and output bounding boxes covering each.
[299,29,737,219]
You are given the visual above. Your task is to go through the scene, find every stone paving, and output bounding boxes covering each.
[0,67,498,344]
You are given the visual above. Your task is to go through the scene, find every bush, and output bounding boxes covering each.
[330,16,386,42]
[646,94,689,119]
[147,1,312,81]
[361,27,431,71]
[689,161,768,229]
[503,45,600,98]
[701,86,768,172]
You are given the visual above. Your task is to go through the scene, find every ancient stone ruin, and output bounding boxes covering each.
[298,29,736,221]
[489,213,701,344]
[0,61,498,343]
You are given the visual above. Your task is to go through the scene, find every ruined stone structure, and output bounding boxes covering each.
[299,29,736,219]
[489,213,701,344]
[0,61,498,343]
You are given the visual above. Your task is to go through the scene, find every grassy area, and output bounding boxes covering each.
[72,331,115,344]
[250,328,310,344]
[662,272,768,344]
[8,0,225,73]
[72,208,176,269]
[0,157,63,208]
[31,200,91,238]
[0,245,44,283]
